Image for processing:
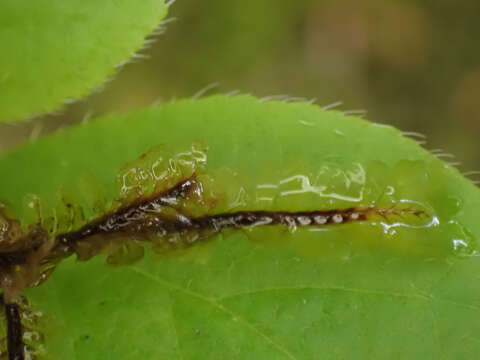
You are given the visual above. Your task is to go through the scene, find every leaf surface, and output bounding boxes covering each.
[0,96,479,359]
[0,0,168,122]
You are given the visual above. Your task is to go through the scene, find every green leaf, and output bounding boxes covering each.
[0,95,479,359]
[0,0,168,123]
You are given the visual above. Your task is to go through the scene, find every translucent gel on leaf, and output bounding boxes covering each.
[0,0,168,122]
[0,96,479,359]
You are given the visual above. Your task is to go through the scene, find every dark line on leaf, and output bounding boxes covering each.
[57,177,199,245]
[0,177,426,291]
[54,177,424,248]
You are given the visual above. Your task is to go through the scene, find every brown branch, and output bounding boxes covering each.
[2,296,24,360]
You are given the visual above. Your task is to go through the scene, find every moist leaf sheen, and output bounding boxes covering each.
[0,95,479,359]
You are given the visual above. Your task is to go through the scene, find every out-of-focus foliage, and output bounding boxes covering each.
[1,0,479,167]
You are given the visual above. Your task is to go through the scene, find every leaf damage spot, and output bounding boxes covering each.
[0,145,454,360]
[0,176,427,296]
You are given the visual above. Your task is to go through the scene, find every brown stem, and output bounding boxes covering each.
[2,296,24,360]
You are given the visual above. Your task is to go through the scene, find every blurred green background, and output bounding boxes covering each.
[1,0,479,171]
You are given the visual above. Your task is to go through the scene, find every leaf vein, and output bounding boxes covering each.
[217,285,431,302]
[167,292,185,360]
[130,267,298,360]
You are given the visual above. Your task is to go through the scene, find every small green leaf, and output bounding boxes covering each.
[0,96,479,359]
[0,0,168,123]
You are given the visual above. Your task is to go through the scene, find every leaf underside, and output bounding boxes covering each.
[0,0,168,123]
[0,96,479,359]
